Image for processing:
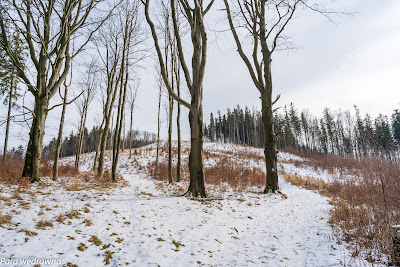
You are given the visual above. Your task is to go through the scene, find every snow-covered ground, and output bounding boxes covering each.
[0,142,374,266]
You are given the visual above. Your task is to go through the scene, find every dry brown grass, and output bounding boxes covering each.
[0,156,29,186]
[282,173,327,192]
[205,157,265,189]
[40,161,79,177]
[19,229,38,236]
[0,195,11,203]
[62,170,127,191]
[35,219,53,229]
[282,154,400,264]
[0,156,77,186]
[0,212,12,226]
[145,147,265,192]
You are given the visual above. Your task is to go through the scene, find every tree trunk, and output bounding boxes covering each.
[176,81,181,182]
[93,118,105,171]
[155,82,162,165]
[75,102,88,170]
[187,104,206,197]
[261,64,279,192]
[52,84,68,180]
[168,95,173,184]
[129,100,134,159]
[22,96,49,182]
[3,78,13,162]
[98,113,112,176]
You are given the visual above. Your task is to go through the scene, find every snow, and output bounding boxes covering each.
[0,143,375,266]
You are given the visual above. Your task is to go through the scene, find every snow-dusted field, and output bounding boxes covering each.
[0,143,373,266]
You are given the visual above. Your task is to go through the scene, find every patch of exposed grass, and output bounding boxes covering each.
[19,229,38,236]
[77,243,87,251]
[0,212,12,226]
[35,219,53,229]
[88,235,102,246]
[103,250,114,265]
[83,218,92,226]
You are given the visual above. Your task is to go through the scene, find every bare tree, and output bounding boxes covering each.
[128,82,138,158]
[75,60,97,170]
[111,0,142,181]
[223,0,344,192]
[52,72,72,180]
[223,0,304,192]
[174,37,181,182]
[155,74,162,165]
[161,2,174,184]
[95,13,126,177]
[144,0,214,197]
[0,0,111,182]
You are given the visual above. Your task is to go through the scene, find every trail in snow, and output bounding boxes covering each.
[0,143,368,266]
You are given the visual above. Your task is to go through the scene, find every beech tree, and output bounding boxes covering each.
[0,0,109,182]
[75,61,97,170]
[52,73,71,180]
[94,11,126,177]
[223,0,338,192]
[144,0,215,197]
[128,82,138,158]
[111,0,140,181]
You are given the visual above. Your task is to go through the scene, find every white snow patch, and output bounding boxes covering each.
[0,143,377,266]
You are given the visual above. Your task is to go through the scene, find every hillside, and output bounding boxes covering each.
[0,142,386,266]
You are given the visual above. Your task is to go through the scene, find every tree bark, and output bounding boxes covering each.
[168,95,174,184]
[75,101,88,170]
[144,0,211,197]
[52,84,68,180]
[3,77,13,162]
[176,72,181,182]
[261,90,279,192]
[188,104,206,197]
[22,96,49,182]
[155,82,162,165]
[129,97,134,159]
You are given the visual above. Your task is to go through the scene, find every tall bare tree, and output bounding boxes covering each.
[223,0,341,192]
[0,0,110,182]
[144,0,214,197]
[155,74,162,165]
[175,50,182,182]
[95,14,125,177]
[75,61,97,170]
[223,0,297,192]
[111,0,142,181]
[128,82,138,158]
[52,72,72,180]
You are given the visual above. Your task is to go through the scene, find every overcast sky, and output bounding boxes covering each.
[1,0,400,149]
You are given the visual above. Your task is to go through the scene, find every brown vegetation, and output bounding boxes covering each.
[0,212,12,226]
[0,156,28,186]
[146,144,399,263]
[282,152,400,264]
[35,219,54,229]
[40,161,79,178]
[0,156,78,185]
[147,153,265,191]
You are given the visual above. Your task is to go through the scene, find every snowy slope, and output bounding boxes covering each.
[0,142,374,266]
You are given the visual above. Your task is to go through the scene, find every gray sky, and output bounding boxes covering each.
[1,0,400,149]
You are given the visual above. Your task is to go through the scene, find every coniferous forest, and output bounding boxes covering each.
[42,128,156,160]
[204,104,400,159]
